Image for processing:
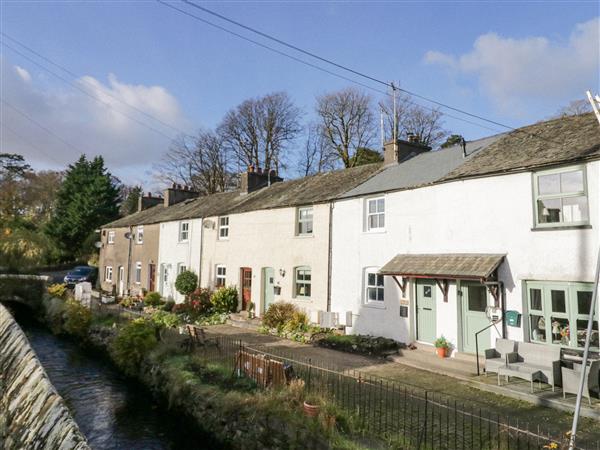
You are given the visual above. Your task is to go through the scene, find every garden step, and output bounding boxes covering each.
[227,314,262,331]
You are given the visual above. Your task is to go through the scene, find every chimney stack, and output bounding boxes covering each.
[384,135,431,165]
[240,166,283,194]
[137,192,163,212]
[163,184,199,207]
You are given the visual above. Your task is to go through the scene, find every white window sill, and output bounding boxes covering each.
[293,297,312,303]
[294,234,314,239]
[363,302,386,309]
[531,224,591,231]
[364,229,386,234]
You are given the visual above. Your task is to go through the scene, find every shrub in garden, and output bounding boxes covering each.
[174,270,198,300]
[211,286,239,313]
[150,310,180,329]
[63,299,92,338]
[262,302,297,330]
[144,291,163,307]
[47,283,67,299]
[283,310,309,334]
[111,318,158,376]
[189,288,213,314]
[161,299,175,312]
[317,334,402,357]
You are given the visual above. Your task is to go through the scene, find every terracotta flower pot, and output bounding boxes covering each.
[303,401,320,417]
[436,347,447,358]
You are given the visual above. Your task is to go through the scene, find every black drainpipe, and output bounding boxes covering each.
[126,225,133,295]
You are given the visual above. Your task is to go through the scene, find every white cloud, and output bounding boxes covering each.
[424,17,600,113]
[0,57,191,183]
[14,65,31,82]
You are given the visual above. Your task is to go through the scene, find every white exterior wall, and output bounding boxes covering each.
[200,204,331,320]
[331,161,599,351]
[157,218,202,303]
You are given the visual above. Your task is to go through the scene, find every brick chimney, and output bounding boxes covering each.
[163,183,199,207]
[240,166,283,194]
[137,192,163,212]
[383,134,431,165]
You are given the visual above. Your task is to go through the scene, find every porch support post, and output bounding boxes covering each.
[391,275,407,296]
[435,279,449,302]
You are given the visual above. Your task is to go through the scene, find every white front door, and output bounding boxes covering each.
[118,266,125,296]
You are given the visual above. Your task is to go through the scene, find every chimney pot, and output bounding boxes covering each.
[248,165,255,173]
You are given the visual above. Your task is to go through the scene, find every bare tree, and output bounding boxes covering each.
[154,130,231,195]
[379,92,449,148]
[315,87,377,168]
[298,124,339,176]
[218,92,302,174]
[555,99,593,117]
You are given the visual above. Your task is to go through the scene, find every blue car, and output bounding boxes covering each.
[64,266,97,288]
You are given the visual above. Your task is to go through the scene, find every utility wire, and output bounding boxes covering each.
[1,98,87,155]
[175,0,566,146]
[1,40,177,142]
[0,119,64,165]
[157,0,503,135]
[1,31,193,139]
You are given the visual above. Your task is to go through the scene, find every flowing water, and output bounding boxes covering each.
[12,308,221,450]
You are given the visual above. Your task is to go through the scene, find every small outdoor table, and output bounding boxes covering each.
[497,365,543,393]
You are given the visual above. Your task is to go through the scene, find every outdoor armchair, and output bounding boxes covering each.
[484,338,517,375]
[561,360,600,405]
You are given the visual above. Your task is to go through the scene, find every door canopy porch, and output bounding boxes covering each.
[379,253,506,302]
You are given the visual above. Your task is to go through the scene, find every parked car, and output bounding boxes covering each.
[63,266,97,288]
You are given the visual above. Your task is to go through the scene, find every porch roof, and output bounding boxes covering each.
[379,253,506,280]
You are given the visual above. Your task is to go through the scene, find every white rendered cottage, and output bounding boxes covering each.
[330,113,600,355]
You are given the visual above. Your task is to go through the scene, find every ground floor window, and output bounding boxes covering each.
[294,266,311,298]
[216,265,226,287]
[105,266,113,282]
[526,280,597,349]
[364,268,384,302]
[177,263,187,275]
[135,262,142,284]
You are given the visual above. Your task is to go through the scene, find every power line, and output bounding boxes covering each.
[156,0,503,135]
[0,119,64,165]
[0,31,193,139]
[175,0,566,146]
[0,40,177,142]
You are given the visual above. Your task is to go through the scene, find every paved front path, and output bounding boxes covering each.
[204,324,600,443]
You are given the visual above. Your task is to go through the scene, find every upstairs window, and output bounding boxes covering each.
[297,207,313,235]
[533,166,589,228]
[179,222,189,242]
[219,216,229,239]
[215,265,226,287]
[366,197,385,231]
[136,226,144,244]
[107,231,115,244]
[365,268,384,303]
[294,266,311,298]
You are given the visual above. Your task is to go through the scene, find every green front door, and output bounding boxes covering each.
[416,279,436,344]
[262,267,275,312]
[461,282,490,353]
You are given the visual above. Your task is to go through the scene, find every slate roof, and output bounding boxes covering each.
[103,163,382,228]
[340,134,503,199]
[379,253,506,280]
[441,112,600,182]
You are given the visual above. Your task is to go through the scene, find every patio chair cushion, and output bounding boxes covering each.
[484,338,517,374]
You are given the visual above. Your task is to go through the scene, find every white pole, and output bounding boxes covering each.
[569,91,600,449]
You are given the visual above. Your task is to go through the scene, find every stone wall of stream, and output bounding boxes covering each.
[0,303,90,450]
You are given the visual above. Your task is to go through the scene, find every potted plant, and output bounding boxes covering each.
[303,395,322,417]
[247,302,256,319]
[434,335,450,358]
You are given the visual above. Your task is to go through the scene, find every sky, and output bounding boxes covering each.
[1,0,599,187]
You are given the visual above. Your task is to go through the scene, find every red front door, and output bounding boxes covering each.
[148,264,156,292]
[241,267,252,310]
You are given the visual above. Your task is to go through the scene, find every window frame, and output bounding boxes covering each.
[135,261,142,284]
[296,206,314,236]
[526,280,597,350]
[136,226,144,244]
[294,266,312,299]
[105,266,113,282]
[364,267,385,303]
[218,216,229,240]
[532,165,589,229]
[365,196,385,232]
[177,263,187,275]
[215,264,226,287]
[179,221,189,242]
[107,231,115,244]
